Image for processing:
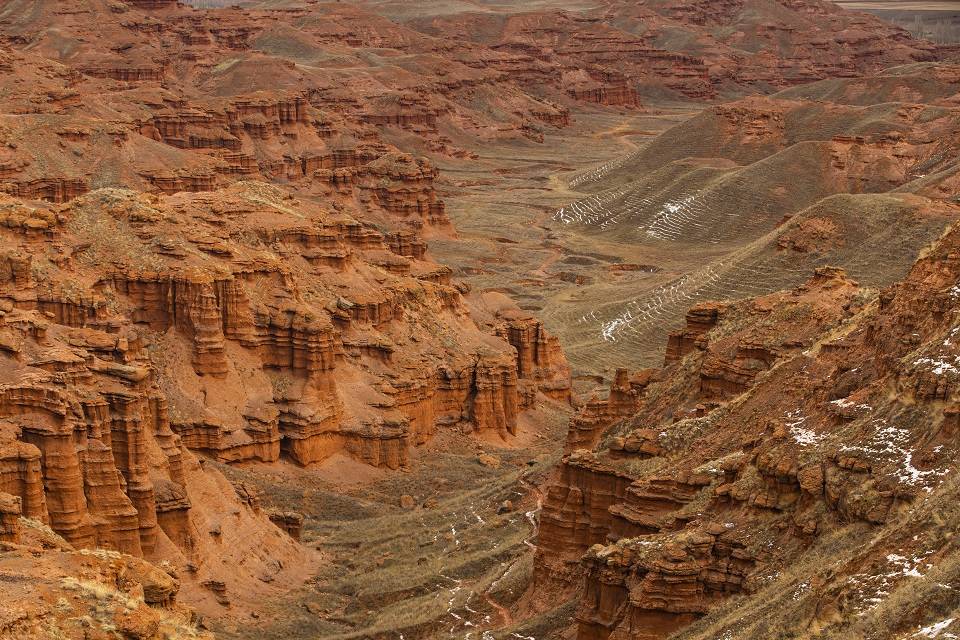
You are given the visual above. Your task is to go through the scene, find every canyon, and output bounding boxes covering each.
[0,1,959,640]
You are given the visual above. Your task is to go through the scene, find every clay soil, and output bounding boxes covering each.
[189,100,695,639]
[0,1,954,639]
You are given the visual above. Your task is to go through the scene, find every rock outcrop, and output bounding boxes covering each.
[0,266,315,622]
[0,5,585,628]
[532,236,960,637]
[0,176,582,627]
[0,2,953,639]
[0,518,209,639]
[0,184,568,474]
[409,0,936,104]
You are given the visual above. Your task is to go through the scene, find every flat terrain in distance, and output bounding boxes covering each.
[837,1,960,9]
[835,0,960,42]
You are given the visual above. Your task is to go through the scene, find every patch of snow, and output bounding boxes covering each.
[469,505,485,525]
[786,410,824,446]
[914,355,960,376]
[886,554,924,578]
[842,421,948,493]
[792,581,809,601]
[914,618,958,639]
[847,550,935,613]
[944,326,960,347]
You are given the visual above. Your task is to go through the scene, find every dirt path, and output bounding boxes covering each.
[480,474,544,628]
[483,571,515,627]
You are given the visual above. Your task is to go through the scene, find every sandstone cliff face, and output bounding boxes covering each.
[0,5,582,629]
[0,321,313,623]
[0,0,937,231]
[0,179,574,631]
[577,527,754,640]
[0,0,575,206]
[564,368,655,452]
[408,0,935,106]
[495,310,573,407]
[0,184,569,474]
[531,242,960,638]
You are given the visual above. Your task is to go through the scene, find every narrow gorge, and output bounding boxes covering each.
[1,1,960,640]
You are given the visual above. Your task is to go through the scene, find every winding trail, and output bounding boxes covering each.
[483,571,515,627]
[518,475,543,552]
[479,473,545,629]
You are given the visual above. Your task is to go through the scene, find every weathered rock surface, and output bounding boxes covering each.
[0,176,576,629]
[0,2,954,639]
[407,0,936,103]
[0,184,569,479]
[0,518,211,639]
[533,228,960,638]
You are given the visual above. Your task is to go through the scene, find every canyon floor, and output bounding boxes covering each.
[199,103,693,639]
[429,105,700,380]
[2,1,960,639]
[213,407,569,640]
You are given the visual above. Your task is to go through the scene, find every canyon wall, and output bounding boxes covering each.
[532,233,960,638]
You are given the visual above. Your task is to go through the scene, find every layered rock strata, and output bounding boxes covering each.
[533,249,960,637]
[0,184,569,473]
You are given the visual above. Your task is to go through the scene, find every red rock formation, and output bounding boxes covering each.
[664,304,723,365]
[565,369,655,451]
[267,509,304,541]
[0,183,567,477]
[0,188,335,626]
[531,224,960,637]
[0,491,21,542]
[0,515,206,638]
[577,528,754,640]
[1,178,89,203]
[496,311,572,404]
[411,0,935,107]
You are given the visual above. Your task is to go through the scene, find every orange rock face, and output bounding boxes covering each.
[0,1,956,638]
[0,184,569,475]
[0,9,580,625]
[0,515,209,639]
[533,225,960,637]
[0,174,572,631]
[0,313,313,622]
[409,0,936,103]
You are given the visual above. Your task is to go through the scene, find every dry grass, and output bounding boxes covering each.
[211,403,571,640]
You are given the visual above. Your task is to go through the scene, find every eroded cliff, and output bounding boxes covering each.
[532,230,960,638]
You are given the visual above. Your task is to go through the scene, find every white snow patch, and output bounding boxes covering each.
[786,410,823,446]
[914,355,960,376]
[841,421,948,493]
[792,581,809,601]
[846,549,935,613]
[914,618,958,639]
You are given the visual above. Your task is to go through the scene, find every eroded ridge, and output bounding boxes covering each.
[532,224,960,638]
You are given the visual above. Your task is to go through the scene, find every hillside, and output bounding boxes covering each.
[547,66,960,372]
[531,209,960,640]
[0,1,956,639]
